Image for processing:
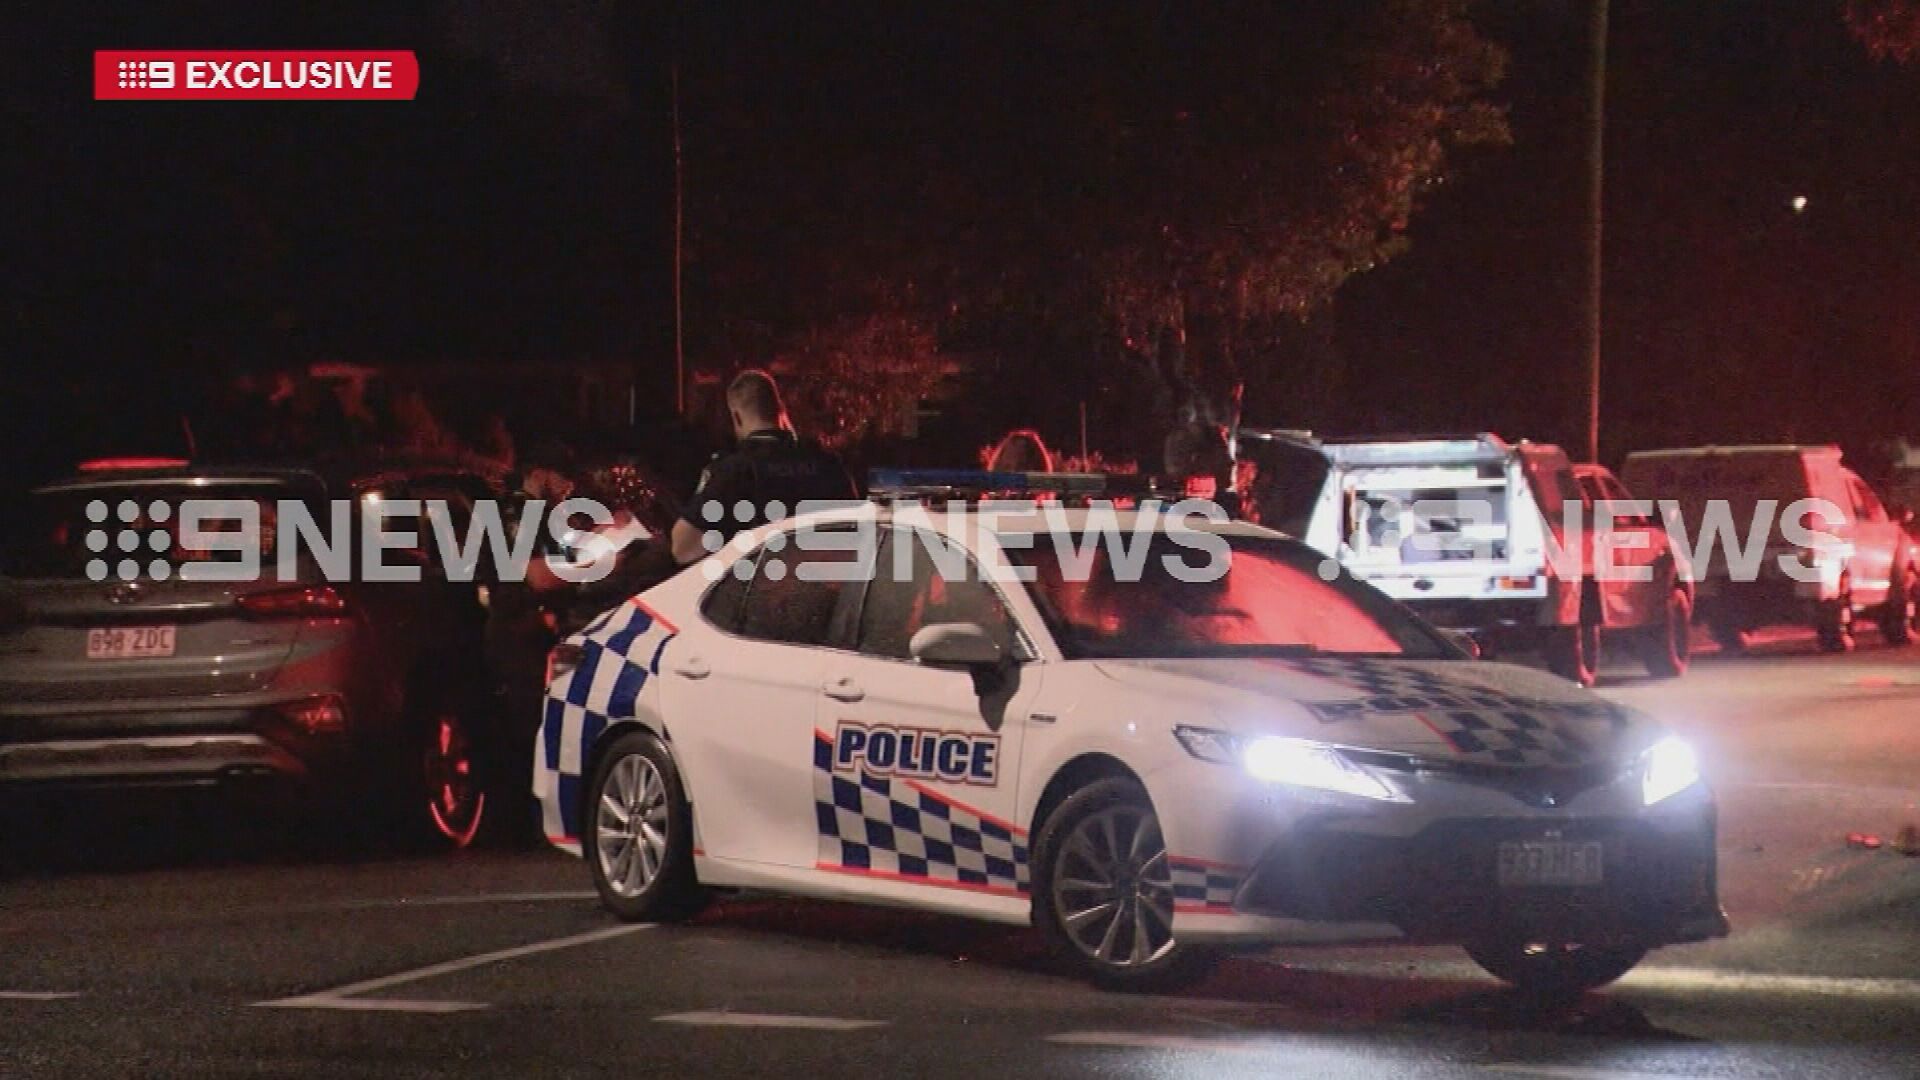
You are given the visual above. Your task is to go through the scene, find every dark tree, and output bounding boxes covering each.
[682,1,1507,456]
[1847,0,1920,62]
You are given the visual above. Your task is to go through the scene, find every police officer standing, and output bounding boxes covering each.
[668,369,859,565]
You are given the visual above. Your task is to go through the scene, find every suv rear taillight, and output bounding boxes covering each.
[278,694,348,735]
[238,586,349,619]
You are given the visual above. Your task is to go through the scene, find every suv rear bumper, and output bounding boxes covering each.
[0,733,303,787]
[0,703,355,790]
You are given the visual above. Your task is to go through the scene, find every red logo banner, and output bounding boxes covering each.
[94,51,419,101]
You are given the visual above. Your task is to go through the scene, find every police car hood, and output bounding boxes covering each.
[1091,656,1644,767]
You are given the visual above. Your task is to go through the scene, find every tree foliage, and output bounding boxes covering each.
[685,1,1509,450]
[1047,0,1513,425]
[771,312,949,450]
[1847,0,1920,62]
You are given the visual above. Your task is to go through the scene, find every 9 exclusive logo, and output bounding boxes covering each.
[94,51,419,101]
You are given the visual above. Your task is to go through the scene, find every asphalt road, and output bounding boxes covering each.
[5,634,1920,1079]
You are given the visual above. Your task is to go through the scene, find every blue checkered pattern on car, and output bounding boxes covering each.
[812,733,1030,894]
[1169,858,1243,910]
[534,602,677,845]
[1287,656,1627,766]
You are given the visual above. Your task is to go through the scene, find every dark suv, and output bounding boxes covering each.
[0,458,517,847]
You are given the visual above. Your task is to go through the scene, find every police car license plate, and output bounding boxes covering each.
[1497,840,1603,887]
[86,626,176,659]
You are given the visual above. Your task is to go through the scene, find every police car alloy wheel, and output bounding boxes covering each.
[1033,778,1216,990]
[1466,939,1647,996]
[586,732,706,922]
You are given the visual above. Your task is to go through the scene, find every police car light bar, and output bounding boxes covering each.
[867,468,1124,500]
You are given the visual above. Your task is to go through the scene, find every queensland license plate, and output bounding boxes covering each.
[86,626,177,659]
[1497,840,1603,887]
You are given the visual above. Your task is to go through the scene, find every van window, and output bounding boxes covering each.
[1341,467,1510,566]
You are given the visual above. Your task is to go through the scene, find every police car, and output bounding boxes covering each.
[535,472,1725,992]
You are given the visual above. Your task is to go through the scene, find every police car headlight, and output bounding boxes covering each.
[1641,735,1701,806]
[1173,727,1399,802]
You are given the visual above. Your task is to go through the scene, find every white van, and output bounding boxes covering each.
[1238,431,1693,685]
[1621,444,1917,652]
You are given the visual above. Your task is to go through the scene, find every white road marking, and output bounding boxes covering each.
[1483,1066,1707,1080]
[1620,966,1920,1001]
[0,991,81,1001]
[260,997,486,1015]
[253,924,646,1013]
[1046,1032,1268,1054]
[1724,779,1919,798]
[315,890,599,912]
[1252,956,1920,1002]
[656,1010,885,1031]
[1051,1034,1711,1078]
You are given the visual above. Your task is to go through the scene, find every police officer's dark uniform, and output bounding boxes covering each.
[683,427,859,545]
[567,428,856,614]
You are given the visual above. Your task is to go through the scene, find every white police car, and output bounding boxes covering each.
[535,478,1725,992]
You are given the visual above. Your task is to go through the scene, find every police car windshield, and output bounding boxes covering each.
[1008,533,1451,660]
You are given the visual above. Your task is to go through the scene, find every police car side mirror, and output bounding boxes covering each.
[910,623,1004,671]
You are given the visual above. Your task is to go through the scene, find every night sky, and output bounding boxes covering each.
[4,2,1918,487]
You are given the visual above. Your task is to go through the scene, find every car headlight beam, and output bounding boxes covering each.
[1174,726,1400,802]
[1642,735,1702,806]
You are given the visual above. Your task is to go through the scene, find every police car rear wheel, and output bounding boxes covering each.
[1466,939,1647,997]
[587,732,705,922]
[1033,778,1216,991]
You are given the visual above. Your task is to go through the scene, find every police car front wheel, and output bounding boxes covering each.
[1033,777,1217,991]
[586,732,707,922]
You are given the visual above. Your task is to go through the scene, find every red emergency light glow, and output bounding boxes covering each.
[77,457,189,472]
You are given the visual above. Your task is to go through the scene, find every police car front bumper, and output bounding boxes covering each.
[1157,757,1725,949]
[1230,807,1726,947]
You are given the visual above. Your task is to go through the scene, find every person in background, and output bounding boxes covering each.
[1162,419,1241,519]
[668,369,859,565]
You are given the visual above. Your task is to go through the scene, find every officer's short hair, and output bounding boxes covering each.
[727,369,784,422]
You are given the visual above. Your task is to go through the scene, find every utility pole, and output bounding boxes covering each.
[672,60,687,417]
[1583,0,1608,463]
